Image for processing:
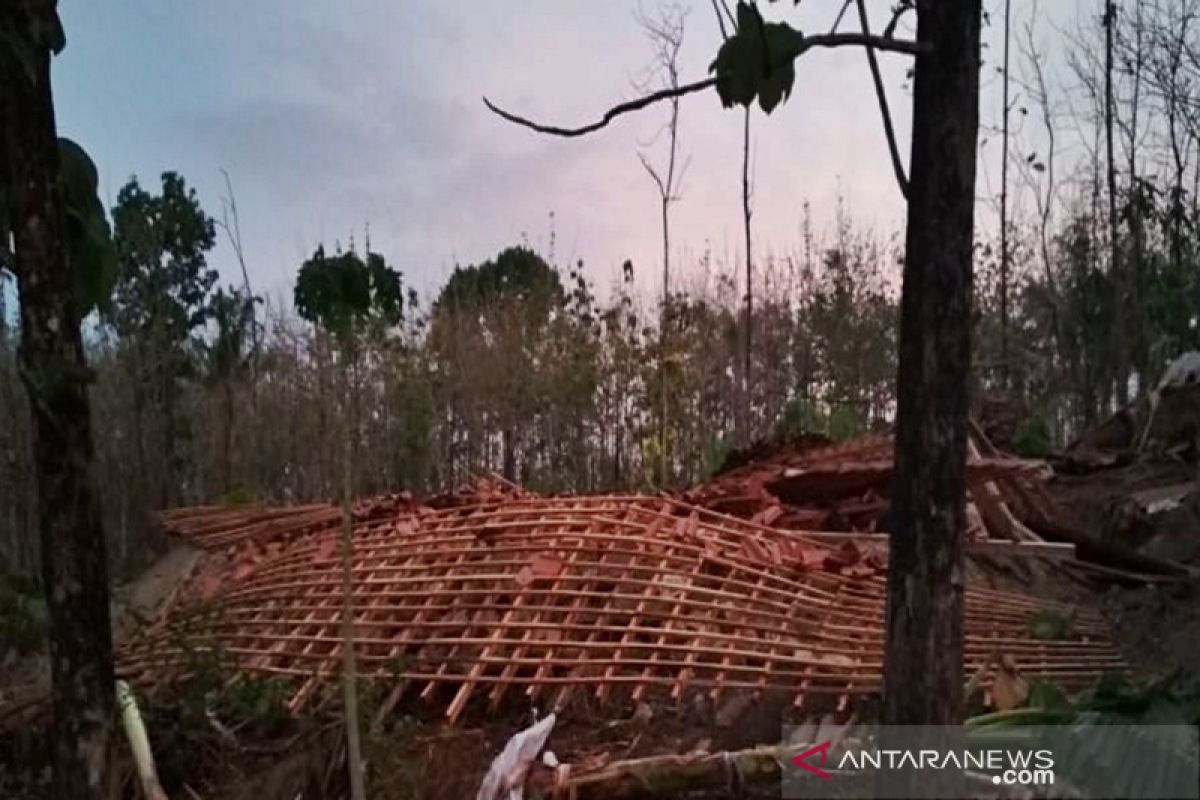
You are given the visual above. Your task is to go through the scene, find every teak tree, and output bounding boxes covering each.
[485,0,981,731]
[634,2,689,487]
[109,171,218,508]
[295,244,403,800]
[0,2,119,798]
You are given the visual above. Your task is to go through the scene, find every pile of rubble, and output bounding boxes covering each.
[1054,380,1200,572]
[685,431,1045,536]
[687,425,1195,580]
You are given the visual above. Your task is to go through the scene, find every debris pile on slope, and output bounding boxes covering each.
[1060,381,1200,472]
[117,493,1123,728]
[688,431,1046,539]
[1049,383,1200,571]
[688,426,1196,579]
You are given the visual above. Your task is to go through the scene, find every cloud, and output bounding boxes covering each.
[57,0,1071,303]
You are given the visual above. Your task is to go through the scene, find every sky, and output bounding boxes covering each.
[48,0,1093,305]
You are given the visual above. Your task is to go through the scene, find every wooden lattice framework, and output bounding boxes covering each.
[123,495,1125,725]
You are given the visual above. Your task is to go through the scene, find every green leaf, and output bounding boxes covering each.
[707,3,802,114]
[709,31,760,108]
[757,23,799,113]
[1026,679,1071,711]
[294,245,404,341]
[1027,607,1074,640]
[735,1,758,32]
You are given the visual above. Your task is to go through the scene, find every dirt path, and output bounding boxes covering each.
[1,542,203,712]
[110,541,203,643]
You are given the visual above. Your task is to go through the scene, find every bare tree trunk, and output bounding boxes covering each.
[883,0,981,741]
[1105,1,1127,407]
[218,170,261,488]
[741,105,753,445]
[339,343,366,800]
[1124,0,1146,393]
[161,361,177,506]
[635,5,686,489]
[222,378,234,493]
[502,425,517,482]
[659,196,670,487]
[999,0,1012,386]
[0,15,115,798]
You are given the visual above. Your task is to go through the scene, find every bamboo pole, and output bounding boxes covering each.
[116,680,167,800]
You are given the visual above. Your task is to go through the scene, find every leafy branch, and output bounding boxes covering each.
[483,4,925,138]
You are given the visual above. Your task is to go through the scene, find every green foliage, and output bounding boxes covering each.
[109,172,218,342]
[203,285,259,384]
[1027,606,1074,640]
[218,486,255,506]
[702,434,733,480]
[1013,413,1052,459]
[826,404,862,441]
[708,2,802,113]
[212,672,290,726]
[0,137,116,321]
[776,398,863,442]
[169,618,290,731]
[1024,679,1072,711]
[641,434,667,486]
[776,397,820,438]
[967,673,1200,798]
[434,246,562,313]
[0,573,46,656]
[294,246,403,341]
[58,139,117,319]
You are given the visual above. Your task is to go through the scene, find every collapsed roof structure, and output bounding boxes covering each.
[14,427,1196,798]
[106,434,1137,729]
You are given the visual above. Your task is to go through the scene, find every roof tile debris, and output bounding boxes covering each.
[122,475,1125,726]
[5,434,1154,736]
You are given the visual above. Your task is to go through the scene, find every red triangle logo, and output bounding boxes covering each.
[791,740,832,780]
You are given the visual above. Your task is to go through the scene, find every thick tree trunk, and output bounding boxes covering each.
[882,0,981,732]
[0,13,115,800]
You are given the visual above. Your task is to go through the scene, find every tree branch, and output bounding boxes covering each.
[484,32,925,138]
[717,0,736,31]
[637,151,668,198]
[856,0,910,198]
[709,0,730,40]
[830,0,854,34]
[484,77,716,138]
[883,2,916,40]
